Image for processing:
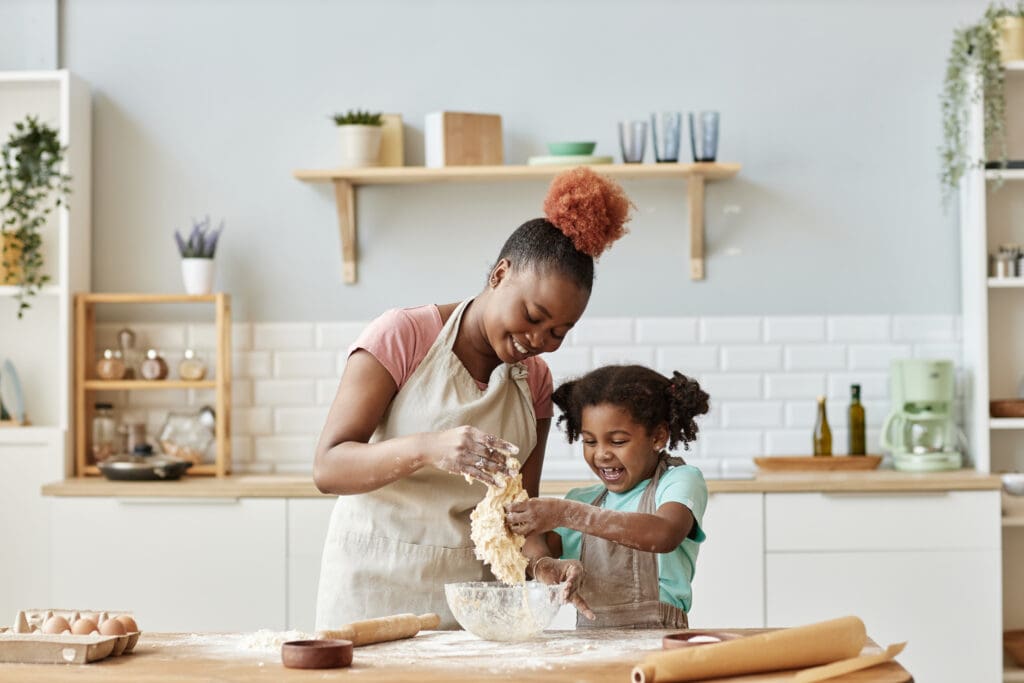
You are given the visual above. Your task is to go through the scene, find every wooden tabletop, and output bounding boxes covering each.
[40,469,999,499]
[0,630,911,682]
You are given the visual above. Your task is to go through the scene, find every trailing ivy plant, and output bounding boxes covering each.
[0,116,70,318]
[331,110,383,126]
[941,2,1024,200]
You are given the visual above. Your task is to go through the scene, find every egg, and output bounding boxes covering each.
[71,618,98,635]
[114,615,138,633]
[41,616,71,634]
[98,619,126,636]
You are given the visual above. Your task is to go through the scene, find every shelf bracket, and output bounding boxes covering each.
[688,175,705,280]
[333,180,357,283]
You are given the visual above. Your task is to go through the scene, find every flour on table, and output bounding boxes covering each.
[470,455,529,584]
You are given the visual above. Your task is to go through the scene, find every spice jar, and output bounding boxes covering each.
[178,349,207,381]
[139,349,169,381]
[91,403,118,463]
[95,349,126,380]
[117,327,139,379]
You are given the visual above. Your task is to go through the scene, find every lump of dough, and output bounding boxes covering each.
[470,455,529,584]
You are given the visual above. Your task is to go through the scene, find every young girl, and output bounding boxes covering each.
[506,364,710,628]
[313,168,632,630]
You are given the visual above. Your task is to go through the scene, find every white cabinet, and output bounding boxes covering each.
[689,493,764,628]
[50,497,286,632]
[286,498,335,631]
[765,490,1002,683]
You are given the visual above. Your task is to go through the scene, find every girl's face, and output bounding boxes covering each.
[580,403,668,493]
[483,260,589,364]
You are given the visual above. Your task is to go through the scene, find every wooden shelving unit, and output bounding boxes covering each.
[73,293,232,477]
[293,162,741,283]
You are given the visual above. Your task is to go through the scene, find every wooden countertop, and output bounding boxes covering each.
[0,630,911,682]
[41,469,1000,499]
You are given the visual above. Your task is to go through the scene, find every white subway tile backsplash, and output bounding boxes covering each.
[764,317,825,343]
[253,323,315,350]
[233,407,273,436]
[912,343,961,362]
[593,346,655,366]
[569,318,633,346]
[187,388,217,406]
[765,374,826,399]
[232,323,252,351]
[657,346,719,374]
[722,345,782,371]
[253,380,317,406]
[233,379,253,408]
[785,401,817,428]
[849,344,913,370]
[234,351,272,379]
[863,400,889,428]
[699,374,762,400]
[636,318,698,344]
[317,379,340,405]
[827,373,888,400]
[128,389,188,408]
[317,322,368,350]
[827,316,890,342]
[131,324,188,352]
[700,317,761,343]
[721,458,757,478]
[254,435,316,463]
[764,430,811,455]
[231,436,253,464]
[274,407,329,435]
[700,430,762,458]
[892,315,956,342]
[187,324,217,350]
[721,402,784,428]
[274,351,337,378]
[544,347,591,382]
[683,458,721,478]
[784,345,846,370]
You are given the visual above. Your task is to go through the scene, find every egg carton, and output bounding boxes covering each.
[0,608,142,664]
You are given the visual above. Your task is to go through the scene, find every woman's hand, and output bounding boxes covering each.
[506,498,567,537]
[531,557,594,620]
[420,426,519,485]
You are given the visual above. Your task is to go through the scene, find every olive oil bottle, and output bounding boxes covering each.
[813,395,832,456]
[848,384,866,455]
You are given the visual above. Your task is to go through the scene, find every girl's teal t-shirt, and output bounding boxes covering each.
[553,464,708,612]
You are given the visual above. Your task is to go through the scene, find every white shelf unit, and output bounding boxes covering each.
[0,70,90,464]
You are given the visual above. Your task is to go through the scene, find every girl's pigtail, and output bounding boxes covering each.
[552,380,581,443]
[666,372,710,450]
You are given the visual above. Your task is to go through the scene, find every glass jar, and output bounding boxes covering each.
[139,349,169,381]
[91,403,118,463]
[178,349,207,381]
[95,349,126,380]
[159,407,215,465]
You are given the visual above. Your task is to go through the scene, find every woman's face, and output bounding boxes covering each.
[483,260,589,364]
[580,403,667,493]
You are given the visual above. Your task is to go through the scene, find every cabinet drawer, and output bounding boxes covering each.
[765,490,999,552]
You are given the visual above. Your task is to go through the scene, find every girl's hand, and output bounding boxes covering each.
[421,426,519,485]
[531,557,594,620]
[506,498,566,536]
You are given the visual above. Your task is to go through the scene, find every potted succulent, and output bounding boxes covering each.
[174,216,223,295]
[0,115,70,318]
[332,109,384,167]
[941,2,1024,199]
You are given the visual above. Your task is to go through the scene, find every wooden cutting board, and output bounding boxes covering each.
[0,633,119,664]
[754,456,882,472]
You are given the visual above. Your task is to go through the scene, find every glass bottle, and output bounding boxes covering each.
[813,395,832,456]
[139,349,169,381]
[848,384,866,455]
[91,403,118,463]
[178,349,207,381]
[117,327,139,380]
[95,349,126,380]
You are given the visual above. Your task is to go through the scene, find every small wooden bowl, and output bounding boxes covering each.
[663,630,743,649]
[281,639,353,669]
[1005,629,1024,667]
[991,399,1024,418]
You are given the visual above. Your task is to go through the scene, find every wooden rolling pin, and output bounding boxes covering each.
[317,613,440,647]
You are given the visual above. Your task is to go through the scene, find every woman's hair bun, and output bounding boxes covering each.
[543,167,632,258]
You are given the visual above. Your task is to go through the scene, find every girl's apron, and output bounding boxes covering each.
[576,453,689,629]
[315,298,537,630]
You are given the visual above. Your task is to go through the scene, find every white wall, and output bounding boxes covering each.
[0,0,56,71]
[24,0,986,322]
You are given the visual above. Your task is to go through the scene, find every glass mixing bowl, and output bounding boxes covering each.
[444,581,565,641]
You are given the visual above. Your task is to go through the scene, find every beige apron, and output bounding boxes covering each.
[315,298,538,630]
[576,453,689,629]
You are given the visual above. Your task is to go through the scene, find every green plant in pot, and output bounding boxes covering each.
[941,2,1024,200]
[332,109,384,168]
[0,115,70,318]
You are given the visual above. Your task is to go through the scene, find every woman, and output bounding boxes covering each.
[313,167,632,629]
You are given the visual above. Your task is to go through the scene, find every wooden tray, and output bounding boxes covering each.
[754,455,883,472]
[991,399,1024,418]
[0,633,118,664]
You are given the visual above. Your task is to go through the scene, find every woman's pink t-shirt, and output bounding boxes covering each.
[349,305,553,420]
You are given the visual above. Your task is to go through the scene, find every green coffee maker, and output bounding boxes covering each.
[880,359,964,472]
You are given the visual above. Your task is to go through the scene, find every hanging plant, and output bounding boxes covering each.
[0,115,71,318]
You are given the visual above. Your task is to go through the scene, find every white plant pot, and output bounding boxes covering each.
[181,258,215,295]
[338,125,383,167]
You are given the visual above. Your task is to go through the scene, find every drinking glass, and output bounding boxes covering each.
[618,120,648,163]
[650,112,682,162]
[689,111,720,162]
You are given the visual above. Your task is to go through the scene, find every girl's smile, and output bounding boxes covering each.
[581,403,668,493]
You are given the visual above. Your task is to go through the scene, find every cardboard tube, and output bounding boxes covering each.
[317,613,440,647]
[631,616,866,683]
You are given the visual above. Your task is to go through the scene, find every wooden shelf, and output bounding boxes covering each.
[293,162,741,283]
[1003,515,1024,527]
[74,293,232,478]
[986,169,1024,181]
[83,380,217,391]
[1005,661,1024,682]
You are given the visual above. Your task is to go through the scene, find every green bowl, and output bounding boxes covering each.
[546,141,597,156]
